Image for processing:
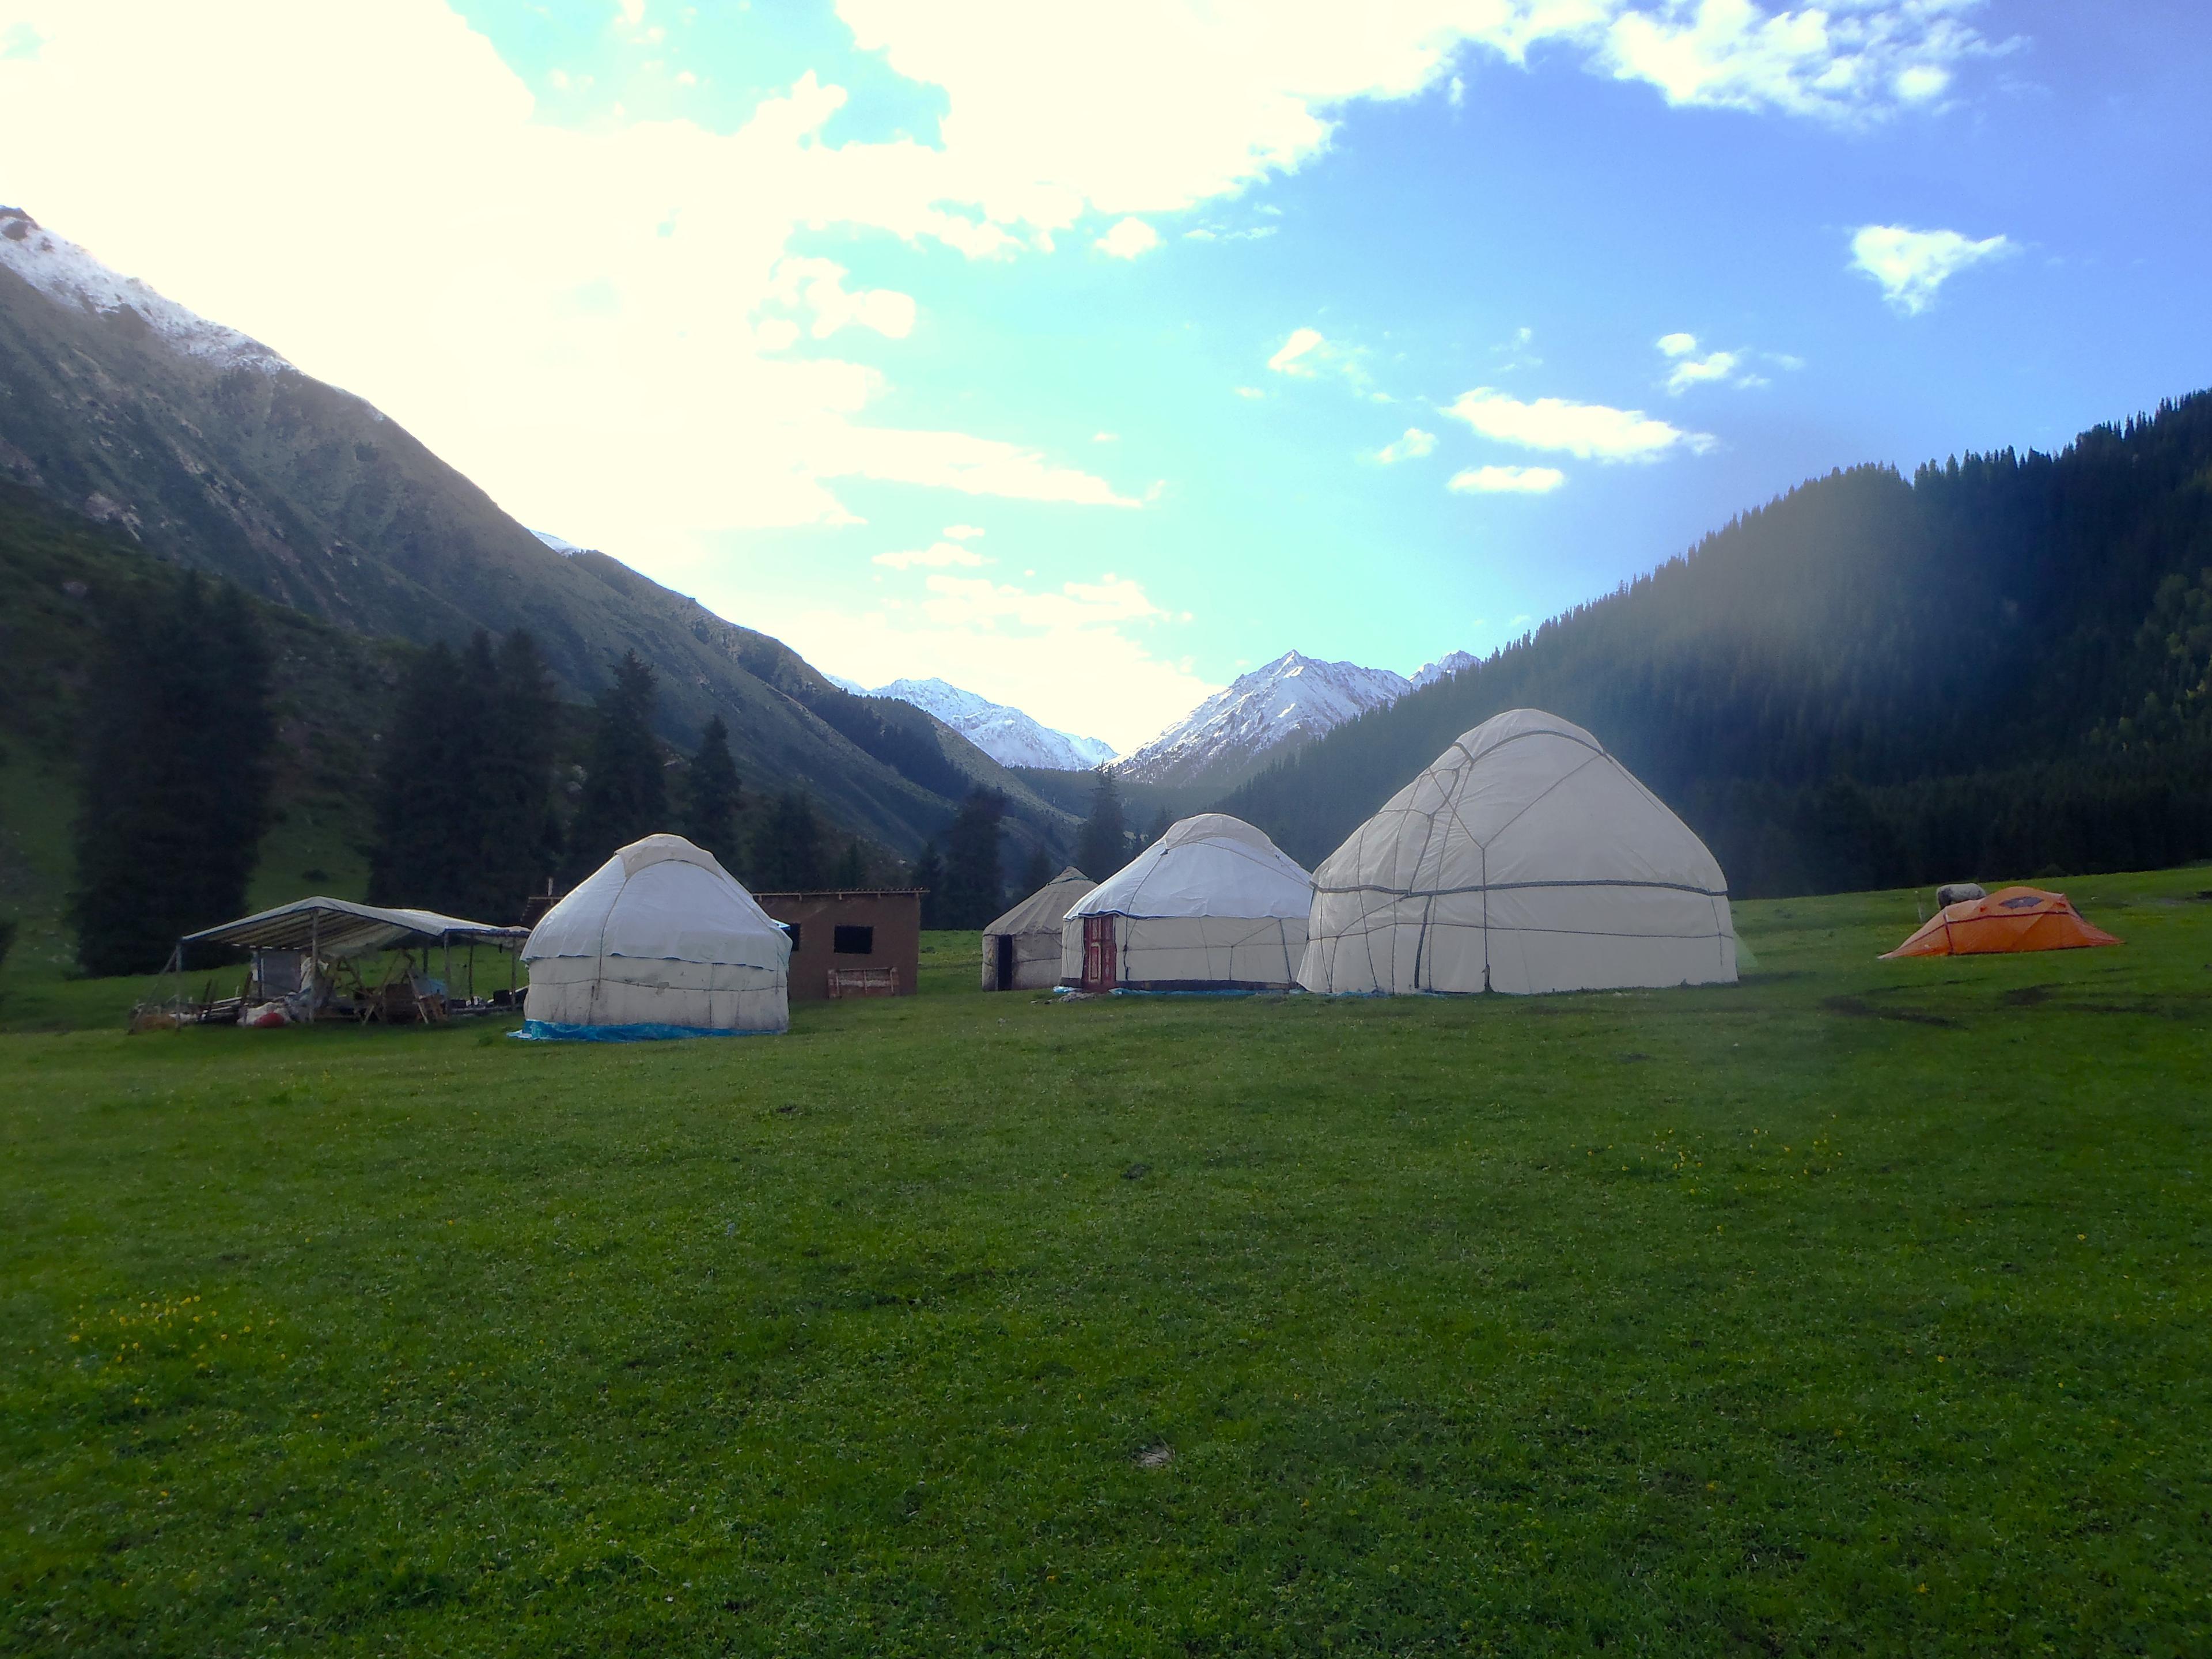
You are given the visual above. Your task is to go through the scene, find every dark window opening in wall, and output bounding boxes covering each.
[783,923,802,953]
[833,925,875,955]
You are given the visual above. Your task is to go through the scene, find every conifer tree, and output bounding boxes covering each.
[831,838,868,887]
[1072,767,1128,880]
[480,630,560,915]
[911,840,945,929]
[750,790,826,891]
[679,714,743,865]
[940,789,1006,929]
[568,650,666,874]
[71,570,275,976]
[1022,846,1054,893]
[368,641,471,912]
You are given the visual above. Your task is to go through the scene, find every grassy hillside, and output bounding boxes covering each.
[1225,393,2212,895]
[3,870,2207,1653]
[0,250,1074,859]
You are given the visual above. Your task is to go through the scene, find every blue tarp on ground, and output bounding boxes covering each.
[509,1020,778,1043]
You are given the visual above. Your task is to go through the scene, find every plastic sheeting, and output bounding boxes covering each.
[1063,814,1313,989]
[1300,709,1737,996]
[521,834,791,1033]
[511,1019,777,1043]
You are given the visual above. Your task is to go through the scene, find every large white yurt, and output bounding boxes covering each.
[520,834,791,1037]
[1062,813,1313,991]
[1300,709,1737,997]
[982,866,1096,990]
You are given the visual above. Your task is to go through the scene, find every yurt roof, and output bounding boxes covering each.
[1069,813,1313,922]
[523,834,789,969]
[1312,707,1726,900]
[983,867,1096,937]
[182,896,528,957]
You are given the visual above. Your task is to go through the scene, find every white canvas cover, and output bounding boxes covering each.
[982,866,1096,989]
[522,834,790,1032]
[1300,709,1737,996]
[1062,813,1313,988]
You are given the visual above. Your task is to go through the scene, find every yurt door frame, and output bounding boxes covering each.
[994,933,1016,990]
[1081,915,1117,991]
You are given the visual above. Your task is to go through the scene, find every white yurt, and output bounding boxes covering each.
[519,833,791,1038]
[982,866,1096,990]
[1300,709,1737,997]
[1062,813,1313,991]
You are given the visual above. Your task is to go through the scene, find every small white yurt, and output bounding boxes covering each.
[1300,709,1736,997]
[520,833,790,1038]
[1062,813,1313,991]
[982,866,1095,990]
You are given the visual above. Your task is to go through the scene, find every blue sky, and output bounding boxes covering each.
[4,2,2211,749]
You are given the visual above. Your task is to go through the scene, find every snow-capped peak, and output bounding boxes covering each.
[1412,650,1476,688]
[855,676,1118,771]
[0,207,290,376]
[1118,650,1412,786]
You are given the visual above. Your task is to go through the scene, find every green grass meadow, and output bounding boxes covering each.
[3,874,2210,1654]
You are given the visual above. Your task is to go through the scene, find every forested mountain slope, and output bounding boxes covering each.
[0,209,1070,859]
[1224,393,2212,896]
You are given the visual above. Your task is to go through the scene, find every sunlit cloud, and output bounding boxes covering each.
[1094,216,1160,258]
[873,540,989,569]
[1376,427,1438,464]
[1448,464,1567,495]
[1444,387,1711,462]
[1849,223,2015,315]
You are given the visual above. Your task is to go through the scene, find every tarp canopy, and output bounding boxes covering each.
[1881,886,2121,958]
[1301,707,1737,996]
[984,867,1095,938]
[1069,815,1312,922]
[521,833,789,1035]
[181,896,528,958]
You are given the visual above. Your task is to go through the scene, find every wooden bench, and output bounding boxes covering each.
[826,966,898,998]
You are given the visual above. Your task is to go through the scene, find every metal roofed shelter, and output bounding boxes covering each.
[179,896,530,1024]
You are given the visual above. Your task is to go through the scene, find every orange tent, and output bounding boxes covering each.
[1881,885,2121,959]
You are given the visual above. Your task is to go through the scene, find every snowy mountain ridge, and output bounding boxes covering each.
[1117,650,1412,787]
[0,207,291,375]
[847,676,1118,772]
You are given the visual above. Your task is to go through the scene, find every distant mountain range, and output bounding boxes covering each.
[0,205,1074,861]
[834,675,1118,771]
[1115,649,1475,790]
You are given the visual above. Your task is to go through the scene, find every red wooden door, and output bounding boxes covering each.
[1082,915,1116,991]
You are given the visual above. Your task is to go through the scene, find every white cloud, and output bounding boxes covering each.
[1092,430,1118,442]
[1448,464,1567,495]
[1849,223,2015,315]
[1094,215,1160,258]
[767,255,916,340]
[821,428,1143,506]
[1654,332,1749,394]
[942,523,986,540]
[1267,326,1327,377]
[1266,324,1376,394]
[1601,0,2000,124]
[872,540,988,569]
[768,571,1217,752]
[1234,386,1265,400]
[1444,387,1711,462]
[1376,427,1438,464]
